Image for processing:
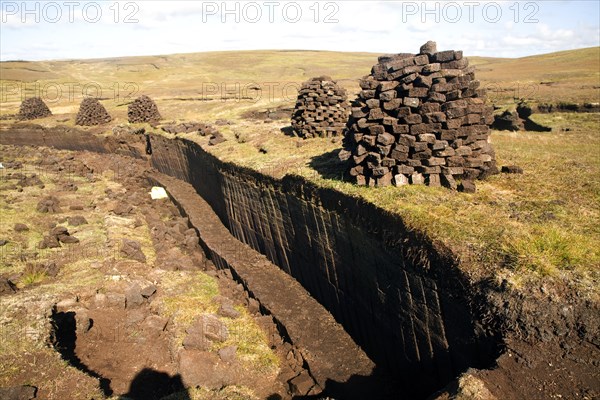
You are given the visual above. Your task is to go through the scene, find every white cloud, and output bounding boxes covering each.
[1,1,598,60]
[502,23,584,53]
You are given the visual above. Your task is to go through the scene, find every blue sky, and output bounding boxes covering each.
[1,1,599,61]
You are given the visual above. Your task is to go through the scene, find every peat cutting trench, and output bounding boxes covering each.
[1,125,598,400]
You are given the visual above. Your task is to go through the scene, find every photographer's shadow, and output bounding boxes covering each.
[120,368,189,400]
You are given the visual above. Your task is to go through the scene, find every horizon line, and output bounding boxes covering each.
[1,45,598,64]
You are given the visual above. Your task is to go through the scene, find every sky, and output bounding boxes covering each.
[0,0,599,61]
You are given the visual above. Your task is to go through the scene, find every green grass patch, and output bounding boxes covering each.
[160,271,221,328]
[503,226,594,276]
[19,269,47,287]
[217,306,279,375]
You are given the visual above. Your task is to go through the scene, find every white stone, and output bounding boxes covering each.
[150,186,169,200]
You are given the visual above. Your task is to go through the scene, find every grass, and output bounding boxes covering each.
[56,258,105,288]
[217,306,280,375]
[19,269,47,286]
[506,227,591,274]
[160,271,221,327]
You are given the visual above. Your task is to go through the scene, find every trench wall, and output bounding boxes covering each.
[147,135,497,394]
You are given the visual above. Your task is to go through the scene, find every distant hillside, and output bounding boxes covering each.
[471,47,600,104]
[1,47,598,118]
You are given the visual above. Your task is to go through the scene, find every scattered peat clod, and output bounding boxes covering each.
[37,196,61,213]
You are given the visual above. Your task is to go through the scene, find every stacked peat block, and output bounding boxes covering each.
[343,41,497,191]
[128,95,161,124]
[292,76,349,138]
[75,98,112,126]
[17,97,52,120]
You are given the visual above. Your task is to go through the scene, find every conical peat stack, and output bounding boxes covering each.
[17,97,52,120]
[291,76,349,138]
[75,98,112,126]
[342,41,497,191]
[128,95,161,124]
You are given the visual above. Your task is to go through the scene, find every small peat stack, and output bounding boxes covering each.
[342,41,497,191]
[75,98,112,126]
[492,102,551,132]
[292,76,349,138]
[128,95,161,124]
[17,97,52,120]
